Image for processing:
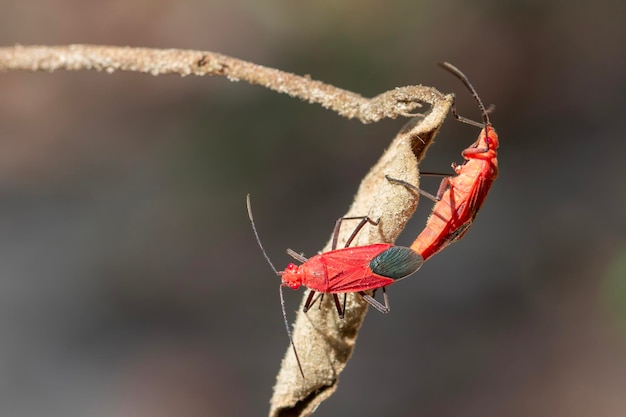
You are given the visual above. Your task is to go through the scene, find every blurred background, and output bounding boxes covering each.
[0,0,625,416]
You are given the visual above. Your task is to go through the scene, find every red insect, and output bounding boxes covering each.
[246,195,424,376]
[388,62,499,261]
[247,196,423,317]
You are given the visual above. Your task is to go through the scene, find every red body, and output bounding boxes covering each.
[281,243,396,293]
[411,125,499,261]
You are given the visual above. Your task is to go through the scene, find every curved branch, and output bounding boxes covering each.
[0,44,445,123]
[269,95,453,417]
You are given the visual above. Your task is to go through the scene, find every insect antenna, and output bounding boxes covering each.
[246,193,280,275]
[278,283,305,378]
[438,62,491,127]
[246,194,305,378]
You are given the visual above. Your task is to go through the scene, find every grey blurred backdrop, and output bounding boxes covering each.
[0,1,625,416]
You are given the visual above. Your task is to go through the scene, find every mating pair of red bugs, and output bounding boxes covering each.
[247,62,499,376]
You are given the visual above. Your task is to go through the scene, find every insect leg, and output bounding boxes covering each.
[331,215,380,250]
[435,177,451,200]
[358,288,390,314]
[317,293,324,310]
[461,131,495,156]
[385,175,441,203]
[447,93,484,128]
[333,294,345,319]
[303,290,317,312]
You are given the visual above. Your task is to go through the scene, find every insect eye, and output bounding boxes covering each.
[289,282,300,290]
[286,263,297,271]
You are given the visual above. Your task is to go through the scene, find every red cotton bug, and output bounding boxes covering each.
[246,194,424,377]
[387,62,499,261]
[246,195,423,317]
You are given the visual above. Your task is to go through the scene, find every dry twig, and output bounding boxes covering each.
[0,44,446,123]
